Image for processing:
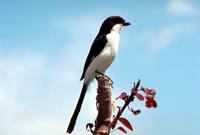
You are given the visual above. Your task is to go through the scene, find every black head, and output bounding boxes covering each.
[98,16,130,35]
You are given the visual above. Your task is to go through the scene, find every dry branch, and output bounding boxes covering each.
[94,76,112,135]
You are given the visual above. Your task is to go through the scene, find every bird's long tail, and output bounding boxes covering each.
[67,83,88,134]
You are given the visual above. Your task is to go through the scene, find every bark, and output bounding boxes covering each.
[94,76,112,135]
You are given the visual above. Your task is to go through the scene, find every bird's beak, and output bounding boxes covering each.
[123,22,131,26]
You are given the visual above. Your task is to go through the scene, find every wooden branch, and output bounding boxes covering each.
[85,79,157,134]
[94,76,112,135]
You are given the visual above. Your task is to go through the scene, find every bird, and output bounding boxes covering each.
[67,16,130,134]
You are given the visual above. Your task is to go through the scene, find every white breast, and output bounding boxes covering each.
[84,20,127,85]
[84,31,120,84]
[106,31,120,55]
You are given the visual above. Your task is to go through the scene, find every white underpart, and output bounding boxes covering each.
[84,24,123,85]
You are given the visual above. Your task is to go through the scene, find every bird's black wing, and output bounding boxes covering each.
[80,35,107,80]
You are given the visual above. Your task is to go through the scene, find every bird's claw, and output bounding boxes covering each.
[95,71,114,88]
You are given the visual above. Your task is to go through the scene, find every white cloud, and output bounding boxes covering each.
[0,40,99,135]
[50,15,103,39]
[6,117,64,135]
[137,22,198,61]
[167,0,199,16]
[0,51,69,135]
[150,23,197,53]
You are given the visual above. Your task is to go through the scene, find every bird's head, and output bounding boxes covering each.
[99,16,130,35]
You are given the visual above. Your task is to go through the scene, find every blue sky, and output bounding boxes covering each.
[0,0,200,135]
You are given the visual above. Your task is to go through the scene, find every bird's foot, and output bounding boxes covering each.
[95,71,114,88]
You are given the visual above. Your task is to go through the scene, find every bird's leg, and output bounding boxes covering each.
[95,70,114,88]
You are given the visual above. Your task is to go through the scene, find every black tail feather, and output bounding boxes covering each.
[67,83,87,134]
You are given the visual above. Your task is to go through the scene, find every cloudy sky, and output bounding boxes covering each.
[0,0,200,135]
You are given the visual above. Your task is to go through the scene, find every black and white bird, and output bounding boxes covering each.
[67,16,130,134]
